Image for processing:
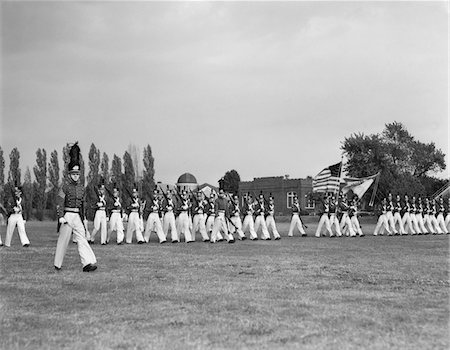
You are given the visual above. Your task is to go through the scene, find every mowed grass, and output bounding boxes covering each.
[0,219,448,350]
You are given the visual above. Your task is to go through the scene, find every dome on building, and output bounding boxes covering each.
[177,173,197,185]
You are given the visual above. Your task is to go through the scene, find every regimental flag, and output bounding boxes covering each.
[312,162,342,193]
[342,172,380,199]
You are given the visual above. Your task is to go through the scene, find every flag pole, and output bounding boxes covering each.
[369,171,381,207]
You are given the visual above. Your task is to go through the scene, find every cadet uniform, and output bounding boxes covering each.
[409,197,422,234]
[89,181,108,244]
[5,183,31,247]
[436,198,449,234]
[415,197,428,234]
[254,194,271,240]
[144,189,167,244]
[339,195,356,237]
[315,195,332,238]
[177,190,194,243]
[265,195,281,240]
[423,199,435,234]
[386,194,398,234]
[393,195,406,235]
[192,191,210,242]
[288,195,306,237]
[445,198,450,231]
[125,185,145,244]
[107,185,125,244]
[228,194,246,240]
[349,198,364,237]
[328,195,342,237]
[373,198,391,236]
[401,195,416,235]
[162,191,179,243]
[242,194,258,240]
[54,142,97,272]
[210,189,234,243]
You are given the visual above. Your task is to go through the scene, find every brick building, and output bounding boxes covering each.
[239,176,315,216]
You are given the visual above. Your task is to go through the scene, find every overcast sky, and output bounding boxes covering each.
[1,1,448,185]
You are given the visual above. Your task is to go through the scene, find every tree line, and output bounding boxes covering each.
[0,144,155,221]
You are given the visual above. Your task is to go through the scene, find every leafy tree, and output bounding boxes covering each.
[141,145,155,203]
[47,150,60,219]
[342,122,446,202]
[222,169,241,194]
[8,147,21,185]
[33,148,47,220]
[122,151,135,192]
[23,167,34,220]
[110,154,124,202]
[85,143,101,220]
[128,144,141,181]
[100,152,110,183]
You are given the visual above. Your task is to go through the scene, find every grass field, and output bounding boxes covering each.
[0,219,449,350]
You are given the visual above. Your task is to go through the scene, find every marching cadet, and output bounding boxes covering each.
[89,179,108,245]
[177,190,194,243]
[315,194,332,238]
[423,198,435,234]
[205,192,223,242]
[410,196,422,234]
[144,188,167,244]
[228,193,247,240]
[254,193,271,240]
[415,197,428,235]
[162,189,179,243]
[328,194,342,237]
[339,193,356,237]
[265,194,281,240]
[0,204,5,246]
[386,193,398,235]
[4,181,31,247]
[54,142,97,272]
[393,194,406,235]
[349,196,364,237]
[373,198,391,236]
[210,189,235,243]
[107,183,125,244]
[242,193,258,240]
[125,184,145,244]
[191,191,210,242]
[287,194,307,237]
[401,194,416,235]
[430,198,444,234]
[436,197,448,234]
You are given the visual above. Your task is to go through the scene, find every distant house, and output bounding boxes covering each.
[239,176,314,216]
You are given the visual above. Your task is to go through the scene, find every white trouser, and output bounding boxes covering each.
[211,213,233,242]
[415,214,428,234]
[5,214,30,247]
[445,214,450,230]
[409,214,421,234]
[54,212,97,268]
[229,215,246,240]
[431,215,443,234]
[340,213,356,237]
[126,212,144,243]
[393,212,406,234]
[288,213,306,236]
[145,212,166,243]
[386,212,398,234]
[163,211,179,242]
[193,214,209,241]
[351,216,364,236]
[402,213,416,235]
[329,214,342,236]
[242,214,258,240]
[178,212,193,242]
[90,210,107,244]
[315,214,332,237]
[108,212,124,243]
[265,215,280,239]
[436,214,447,234]
[254,214,270,240]
[423,214,435,233]
[374,214,391,236]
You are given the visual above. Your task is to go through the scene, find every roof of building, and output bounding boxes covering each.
[177,172,197,184]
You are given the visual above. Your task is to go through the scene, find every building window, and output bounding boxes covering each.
[287,192,296,208]
[306,197,315,209]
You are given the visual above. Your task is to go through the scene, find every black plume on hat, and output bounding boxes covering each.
[68,142,81,172]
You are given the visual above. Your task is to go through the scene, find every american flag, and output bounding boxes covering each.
[312,162,342,193]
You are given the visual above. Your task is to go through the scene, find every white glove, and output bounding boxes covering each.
[59,217,67,224]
